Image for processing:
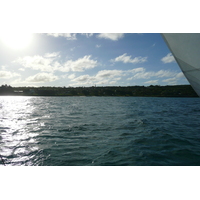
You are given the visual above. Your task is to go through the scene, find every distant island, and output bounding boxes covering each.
[0,84,198,97]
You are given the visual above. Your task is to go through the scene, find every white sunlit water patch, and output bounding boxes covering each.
[0,96,41,165]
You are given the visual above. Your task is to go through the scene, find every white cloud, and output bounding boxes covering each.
[128,67,145,73]
[44,52,60,58]
[97,33,124,41]
[176,72,184,78]
[10,78,38,87]
[81,33,93,38]
[71,74,121,86]
[1,66,6,70]
[144,80,158,84]
[0,70,20,79]
[95,80,109,85]
[68,74,76,79]
[72,74,94,83]
[133,69,176,79]
[71,70,124,86]
[111,53,147,64]
[162,72,186,85]
[10,78,24,86]
[47,33,77,40]
[60,55,98,72]
[96,70,123,78]
[46,33,94,40]
[126,68,181,83]
[154,70,176,78]
[133,71,152,79]
[68,66,185,87]
[109,80,118,85]
[14,54,59,72]
[128,67,187,85]
[161,53,175,63]
[162,77,177,85]
[70,47,75,51]
[14,53,98,73]
[96,44,101,48]
[26,73,58,83]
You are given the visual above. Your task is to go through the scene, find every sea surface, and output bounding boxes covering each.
[1,96,200,166]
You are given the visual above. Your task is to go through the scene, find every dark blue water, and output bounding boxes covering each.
[1,96,200,166]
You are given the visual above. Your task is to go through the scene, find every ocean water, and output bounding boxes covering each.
[1,96,200,166]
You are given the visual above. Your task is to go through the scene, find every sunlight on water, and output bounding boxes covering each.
[0,96,40,165]
[1,96,200,166]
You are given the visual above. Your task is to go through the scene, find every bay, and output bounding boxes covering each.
[1,96,200,166]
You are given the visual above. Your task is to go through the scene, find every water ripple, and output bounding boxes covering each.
[1,96,200,166]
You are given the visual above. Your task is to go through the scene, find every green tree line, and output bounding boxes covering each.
[0,84,198,97]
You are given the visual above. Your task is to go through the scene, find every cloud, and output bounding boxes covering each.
[44,52,60,58]
[144,80,158,84]
[128,68,145,73]
[46,33,94,40]
[68,74,76,79]
[96,44,101,48]
[96,70,123,78]
[60,55,98,72]
[97,33,124,41]
[26,73,58,83]
[70,47,75,51]
[111,53,147,64]
[161,53,175,63]
[128,68,186,85]
[162,72,186,85]
[71,69,124,86]
[154,70,176,78]
[74,74,93,82]
[14,54,59,72]
[126,67,180,83]
[1,66,6,70]
[10,78,39,87]
[132,69,176,79]
[47,33,77,40]
[68,66,184,87]
[81,33,93,38]
[14,53,98,73]
[0,70,20,79]
[96,79,111,85]
[162,77,177,85]
[176,72,184,78]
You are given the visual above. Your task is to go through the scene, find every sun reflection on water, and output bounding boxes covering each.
[0,96,42,166]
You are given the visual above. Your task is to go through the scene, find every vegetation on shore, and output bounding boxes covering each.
[0,84,198,97]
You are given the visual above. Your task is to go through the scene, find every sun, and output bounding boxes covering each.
[0,33,33,50]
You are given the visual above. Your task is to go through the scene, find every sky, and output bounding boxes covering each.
[0,33,189,87]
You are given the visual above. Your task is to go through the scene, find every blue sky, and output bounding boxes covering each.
[0,33,189,87]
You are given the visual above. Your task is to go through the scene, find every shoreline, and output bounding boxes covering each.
[0,85,198,97]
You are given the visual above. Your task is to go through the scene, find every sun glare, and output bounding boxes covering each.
[0,33,33,50]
